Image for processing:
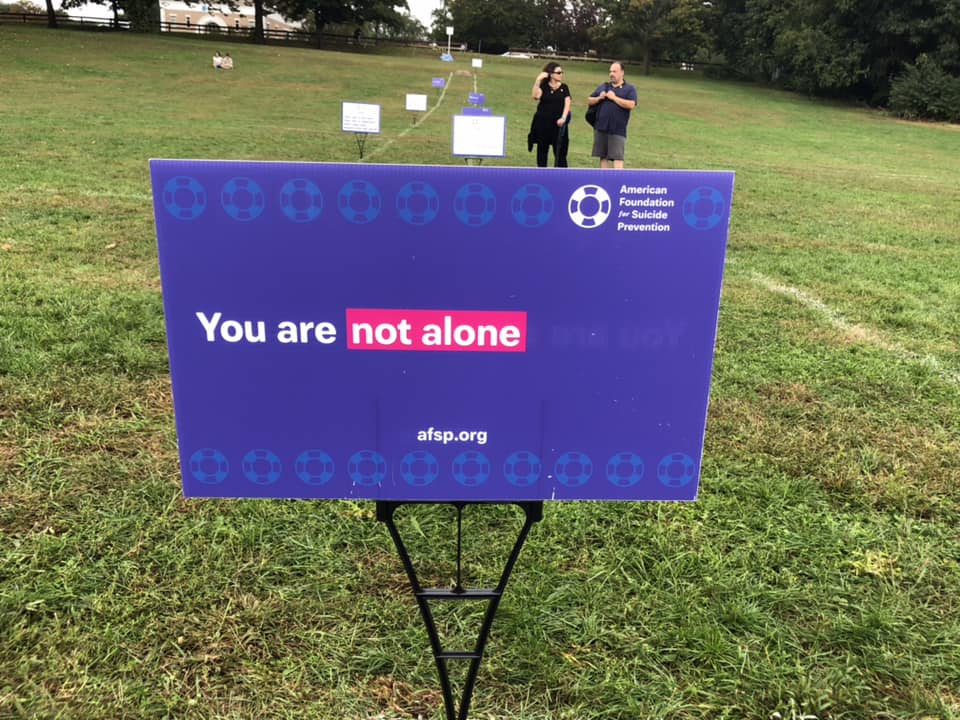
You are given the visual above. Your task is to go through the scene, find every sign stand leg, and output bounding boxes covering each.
[354,132,368,159]
[376,500,543,720]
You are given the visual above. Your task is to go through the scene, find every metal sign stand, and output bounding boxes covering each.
[376,500,543,720]
[354,132,369,159]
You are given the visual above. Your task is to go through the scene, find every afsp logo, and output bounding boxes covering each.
[567,185,612,229]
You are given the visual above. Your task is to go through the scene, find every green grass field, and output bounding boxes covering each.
[2,24,959,720]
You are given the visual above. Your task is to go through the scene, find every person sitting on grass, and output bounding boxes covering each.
[221,54,234,70]
[212,51,222,69]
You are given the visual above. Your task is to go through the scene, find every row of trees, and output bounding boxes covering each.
[427,0,708,71]
[708,0,960,119]
[30,0,422,45]
[429,0,960,121]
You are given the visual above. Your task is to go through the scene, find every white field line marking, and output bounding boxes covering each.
[361,72,454,162]
[748,271,960,387]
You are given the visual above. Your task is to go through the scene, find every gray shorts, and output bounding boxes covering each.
[591,130,626,161]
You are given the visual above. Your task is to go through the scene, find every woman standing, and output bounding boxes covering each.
[529,62,571,167]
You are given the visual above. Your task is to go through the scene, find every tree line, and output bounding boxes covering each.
[26,0,426,46]
[16,0,959,121]
[431,0,960,122]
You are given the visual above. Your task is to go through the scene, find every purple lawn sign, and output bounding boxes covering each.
[432,77,446,88]
[468,92,485,105]
[151,161,734,502]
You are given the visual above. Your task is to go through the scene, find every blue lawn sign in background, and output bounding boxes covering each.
[150,161,734,502]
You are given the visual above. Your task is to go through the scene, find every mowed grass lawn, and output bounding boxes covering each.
[2,24,959,720]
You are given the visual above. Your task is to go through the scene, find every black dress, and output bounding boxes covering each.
[530,80,570,167]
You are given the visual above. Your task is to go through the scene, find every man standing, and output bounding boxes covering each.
[587,62,638,169]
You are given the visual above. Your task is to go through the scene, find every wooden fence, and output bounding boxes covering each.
[0,12,437,52]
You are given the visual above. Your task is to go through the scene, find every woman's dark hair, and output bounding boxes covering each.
[542,61,562,74]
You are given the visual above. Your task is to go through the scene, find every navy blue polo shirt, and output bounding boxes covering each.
[591,82,638,137]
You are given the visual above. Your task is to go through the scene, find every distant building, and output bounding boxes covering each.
[157,1,299,34]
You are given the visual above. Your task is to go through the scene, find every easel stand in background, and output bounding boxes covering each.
[376,500,544,720]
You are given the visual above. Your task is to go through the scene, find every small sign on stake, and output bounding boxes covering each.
[341,101,381,158]
[406,94,428,112]
[452,114,506,162]
[406,93,428,123]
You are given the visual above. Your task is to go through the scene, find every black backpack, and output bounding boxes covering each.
[585,83,609,126]
[585,104,599,126]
